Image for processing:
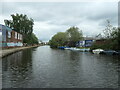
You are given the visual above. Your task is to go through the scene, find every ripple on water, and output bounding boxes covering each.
[2,46,119,88]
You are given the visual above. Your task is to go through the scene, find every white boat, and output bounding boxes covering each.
[69,48,78,51]
[65,47,90,52]
[64,47,71,50]
[65,47,79,51]
[92,49,104,54]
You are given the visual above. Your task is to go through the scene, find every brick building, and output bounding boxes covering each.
[0,24,23,48]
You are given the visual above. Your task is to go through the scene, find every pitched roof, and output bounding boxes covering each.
[0,24,12,31]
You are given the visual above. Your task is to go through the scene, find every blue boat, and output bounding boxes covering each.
[58,46,66,49]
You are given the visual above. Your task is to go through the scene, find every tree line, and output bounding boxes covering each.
[91,20,120,50]
[4,13,39,45]
[50,20,120,50]
[49,26,83,48]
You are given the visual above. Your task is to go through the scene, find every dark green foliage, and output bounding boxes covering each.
[91,39,115,50]
[23,33,39,45]
[111,28,120,50]
[4,13,34,35]
[4,13,38,45]
[91,20,120,50]
[117,28,120,48]
[66,26,83,47]
[49,32,68,48]
[49,26,83,48]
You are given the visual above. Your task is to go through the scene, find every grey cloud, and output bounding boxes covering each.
[98,17,118,27]
[1,2,118,41]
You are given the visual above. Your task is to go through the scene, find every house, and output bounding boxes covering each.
[0,24,23,48]
[84,40,94,47]
[76,41,85,47]
[76,37,95,47]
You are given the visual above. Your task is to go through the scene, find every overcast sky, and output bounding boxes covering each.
[0,1,118,42]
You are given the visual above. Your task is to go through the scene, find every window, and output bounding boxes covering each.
[20,34,22,40]
[15,32,17,39]
[18,33,19,40]
[19,34,20,40]
[8,31,11,38]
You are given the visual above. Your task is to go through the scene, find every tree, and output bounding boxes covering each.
[49,32,68,48]
[103,20,114,39]
[118,28,120,49]
[91,20,119,50]
[5,13,34,35]
[49,26,83,48]
[23,33,39,45]
[4,20,12,28]
[66,26,83,47]
[110,27,120,50]
[4,13,38,45]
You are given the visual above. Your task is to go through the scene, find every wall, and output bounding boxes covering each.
[0,24,23,48]
[85,40,94,47]
[76,40,94,47]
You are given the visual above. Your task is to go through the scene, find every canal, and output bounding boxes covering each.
[2,46,119,88]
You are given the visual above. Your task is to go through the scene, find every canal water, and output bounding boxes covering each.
[2,46,119,88]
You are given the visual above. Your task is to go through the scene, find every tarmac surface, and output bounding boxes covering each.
[0,45,39,58]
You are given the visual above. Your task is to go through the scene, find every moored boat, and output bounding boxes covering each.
[92,49,104,54]
[58,46,66,49]
[67,48,90,52]
[100,50,119,55]
[64,47,71,50]
[69,48,79,51]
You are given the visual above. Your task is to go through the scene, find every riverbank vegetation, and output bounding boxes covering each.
[4,13,39,45]
[49,32,68,48]
[49,20,119,51]
[49,26,83,48]
[91,20,120,50]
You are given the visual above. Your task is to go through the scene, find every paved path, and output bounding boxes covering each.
[0,45,39,58]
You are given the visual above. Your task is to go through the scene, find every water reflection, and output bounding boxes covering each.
[2,48,34,88]
[2,46,119,88]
